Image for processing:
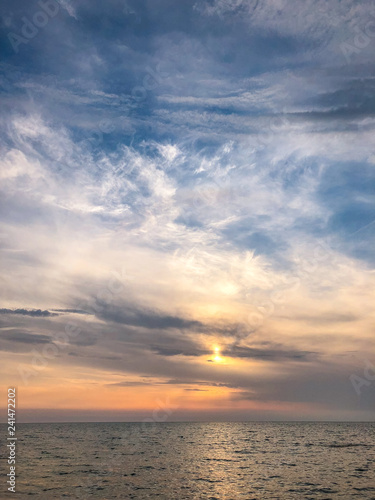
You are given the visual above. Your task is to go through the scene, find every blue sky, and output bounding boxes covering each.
[0,0,375,421]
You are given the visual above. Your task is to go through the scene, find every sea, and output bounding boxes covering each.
[2,422,375,499]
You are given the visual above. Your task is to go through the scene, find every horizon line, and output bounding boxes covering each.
[1,419,374,424]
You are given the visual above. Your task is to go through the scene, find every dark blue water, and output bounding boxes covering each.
[2,422,375,498]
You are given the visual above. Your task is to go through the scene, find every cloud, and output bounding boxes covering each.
[222,345,316,361]
[96,304,203,331]
[185,388,209,391]
[0,308,58,317]
[108,380,153,387]
[52,308,93,315]
[0,331,51,345]
[285,313,358,324]
[149,345,206,357]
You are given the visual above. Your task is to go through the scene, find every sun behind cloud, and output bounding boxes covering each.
[213,345,223,363]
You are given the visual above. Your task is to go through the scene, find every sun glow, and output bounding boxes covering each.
[213,345,223,363]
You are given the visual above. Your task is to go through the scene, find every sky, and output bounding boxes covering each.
[0,0,374,422]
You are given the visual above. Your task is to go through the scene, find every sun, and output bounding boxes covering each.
[213,345,223,363]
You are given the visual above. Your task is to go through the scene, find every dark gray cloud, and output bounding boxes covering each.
[0,331,51,344]
[97,303,203,330]
[0,308,58,317]
[149,344,206,357]
[230,366,375,412]
[108,381,155,387]
[311,77,375,118]
[149,342,315,361]
[223,345,316,361]
[52,308,93,315]
[185,388,208,391]
[68,332,100,347]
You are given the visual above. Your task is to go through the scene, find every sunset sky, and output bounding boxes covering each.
[0,0,375,422]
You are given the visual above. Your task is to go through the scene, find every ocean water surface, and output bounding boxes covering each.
[3,422,375,499]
